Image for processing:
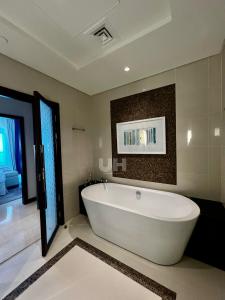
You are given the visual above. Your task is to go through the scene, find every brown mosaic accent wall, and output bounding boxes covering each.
[110,84,176,184]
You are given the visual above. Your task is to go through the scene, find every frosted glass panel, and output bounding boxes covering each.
[40,100,57,242]
[0,133,3,152]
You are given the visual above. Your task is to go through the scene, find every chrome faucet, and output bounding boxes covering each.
[136,190,141,200]
[104,179,108,191]
[101,178,108,190]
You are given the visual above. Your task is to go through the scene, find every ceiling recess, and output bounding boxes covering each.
[0,35,8,44]
[93,26,113,45]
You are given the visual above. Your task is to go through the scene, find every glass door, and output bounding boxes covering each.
[34,92,64,256]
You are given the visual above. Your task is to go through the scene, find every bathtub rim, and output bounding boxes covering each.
[81,183,200,223]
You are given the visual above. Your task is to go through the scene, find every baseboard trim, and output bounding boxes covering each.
[25,197,37,204]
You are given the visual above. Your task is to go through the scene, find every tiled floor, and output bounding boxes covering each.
[0,215,225,300]
[15,245,162,300]
[0,198,40,264]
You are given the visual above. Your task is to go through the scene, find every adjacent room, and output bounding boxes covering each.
[0,1,225,300]
[0,115,23,205]
[0,96,40,264]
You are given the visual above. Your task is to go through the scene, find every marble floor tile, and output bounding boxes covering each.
[0,198,40,264]
[16,246,161,300]
[0,215,225,300]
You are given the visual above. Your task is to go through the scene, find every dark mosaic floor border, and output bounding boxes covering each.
[3,238,176,300]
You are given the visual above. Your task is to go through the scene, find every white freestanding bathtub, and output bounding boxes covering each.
[82,183,200,265]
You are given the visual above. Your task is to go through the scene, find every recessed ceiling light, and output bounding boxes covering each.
[124,66,130,72]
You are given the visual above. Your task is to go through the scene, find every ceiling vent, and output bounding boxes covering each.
[93,26,113,45]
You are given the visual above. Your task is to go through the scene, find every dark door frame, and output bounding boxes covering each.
[33,91,64,226]
[0,113,28,204]
[0,86,65,225]
[33,91,64,255]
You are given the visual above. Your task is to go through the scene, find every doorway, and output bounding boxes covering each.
[0,94,40,263]
[0,114,28,206]
[33,91,64,256]
[0,86,64,260]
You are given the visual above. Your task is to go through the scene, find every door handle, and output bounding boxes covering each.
[33,144,36,159]
[42,167,46,193]
[42,167,47,210]
[40,145,47,210]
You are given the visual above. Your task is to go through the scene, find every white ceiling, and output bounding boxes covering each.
[0,0,225,95]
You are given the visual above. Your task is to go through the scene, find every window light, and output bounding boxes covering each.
[0,133,3,152]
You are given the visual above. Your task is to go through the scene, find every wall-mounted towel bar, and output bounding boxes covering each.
[72,127,86,132]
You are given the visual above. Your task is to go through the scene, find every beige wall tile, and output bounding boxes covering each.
[208,147,221,201]
[176,115,209,148]
[176,58,209,117]
[126,70,175,97]
[221,46,225,205]
[176,172,209,200]
[91,55,223,202]
[209,55,222,88]
[0,53,93,221]
[209,86,222,115]
[1,47,224,219]
[209,54,222,114]
[177,147,208,174]
[221,177,225,204]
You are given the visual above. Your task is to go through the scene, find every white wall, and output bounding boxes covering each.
[90,54,223,203]
[0,96,36,199]
[0,53,93,221]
